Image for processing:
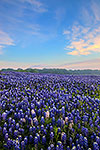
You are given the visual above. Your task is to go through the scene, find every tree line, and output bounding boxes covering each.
[1,68,100,75]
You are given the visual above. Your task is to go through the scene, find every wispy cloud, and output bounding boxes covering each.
[0,61,54,69]
[59,58,100,69]
[2,0,47,13]
[0,61,30,69]
[22,0,47,13]
[0,58,100,70]
[0,46,4,54]
[91,0,100,22]
[0,30,14,54]
[28,24,40,35]
[63,0,100,56]
[54,7,66,24]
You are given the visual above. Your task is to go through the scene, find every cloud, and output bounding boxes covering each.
[59,58,100,69]
[0,61,30,69]
[0,61,54,69]
[0,30,14,54]
[54,7,66,24]
[2,0,47,13]
[63,24,100,56]
[22,0,47,13]
[30,64,46,69]
[91,0,100,22]
[0,58,100,70]
[63,0,100,56]
[0,46,4,54]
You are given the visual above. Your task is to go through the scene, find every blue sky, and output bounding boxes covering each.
[0,0,100,69]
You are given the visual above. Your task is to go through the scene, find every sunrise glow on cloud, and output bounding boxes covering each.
[0,0,100,69]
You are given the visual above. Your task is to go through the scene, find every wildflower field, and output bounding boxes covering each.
[0,72,100,150]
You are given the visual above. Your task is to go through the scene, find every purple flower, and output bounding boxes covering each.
[34,136,38,145]
[83,137,88,148]
[29,135,33,143]
[61,132,66,144]
[57,118,61,127]
[57,127,61,134]
[18,135,22,141]
[14,130,18,138]
[93,142,99,150]
[67,146,70,150]
[50,126,53,132]
[2,112,7,120]
[50,144,55,150]
[21,141,25,149]
[24,137,28,145]
[5,133,9,141]
[52,117,55,125]
[3,127,7,135]
[50,132,54,140]
[36,133,40,142]
[72,146,76,150]
[42,135,46,145]
[77,144,81,150]
[41,116,45,124]
[41,125,44,131]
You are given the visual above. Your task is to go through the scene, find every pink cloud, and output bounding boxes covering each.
[64,24,100,55]
[60,58,100,70]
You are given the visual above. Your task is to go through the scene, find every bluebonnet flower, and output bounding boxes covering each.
[72,146,76,150]
[50,144,55,150]
[56,145,59,150]
[97,125,100,131]
[14,130,18,138]
[0,126,2,133]
[57,118,61,127]
[50,125,53,132]
[29,135,33,143]
[83,137,88,148]
[24,137,28,145]
[36,133,40,142]
[21,141,25,149]
[3,127,7,135]
[38,109,41,116]
[67,146,70,150]
[41,125,44,131]
[34,136,38,145]
[4,122,7,128]
[93,142,99,150]
[7,138,13,148]
[76,139,79,145]
[2,112,7,120]
[77,144,81,150]
[52,117,55,125]
[3,144,8,149]
[18,135,22,141]
[79,134,84,147]
[95,136,100,146]
[57,127,61,134]
[41,116,45,124]
[61,132,66,144]
[42,136,46,145]
[48,146,51,150]
[69,137,72,145]
[5,133,9,141]
[31,109,36,118]
[50,132,54,140]
[57,141,63,149]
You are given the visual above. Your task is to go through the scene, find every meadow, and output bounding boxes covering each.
[0,71,100,150]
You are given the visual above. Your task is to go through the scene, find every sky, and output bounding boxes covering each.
[0,0,100,69]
